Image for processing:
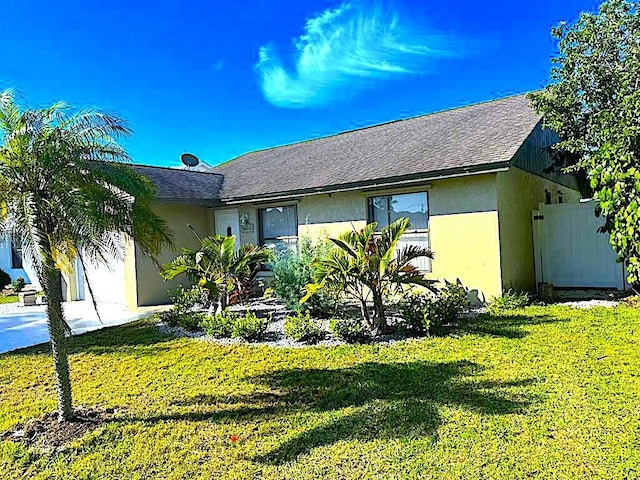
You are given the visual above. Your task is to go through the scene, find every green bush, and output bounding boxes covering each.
[158,309,203,331]
[329,317,369,343]
[177,312,203,331]
[11,276,25,293]
[0,269,10,290]
[399,281,470,336]
[200,311,236,338]
[489,289,531,313]
[171,285,210,312]
[284,311,325,343]
[159,285,209,330]
[271,236,336,316]
[231,311,270,342]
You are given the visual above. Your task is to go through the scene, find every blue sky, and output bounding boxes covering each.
[3,0,598,167]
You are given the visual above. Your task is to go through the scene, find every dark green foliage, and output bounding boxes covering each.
[488,289,532,314]
[11,276,25,293]
[176,312,203,332]
[159,285,209,330]
[303,219,436,335]
[162,233,271,312]
[284,311,325,343]
[0,269,10,290]
[529,0,640,283]
[171,285,210,312]
[400,281,470,336]
[231,311,270,342]
[200,311,236,338]
[329,317,369,343]
[158,309,202,331]
[271,236,336,316]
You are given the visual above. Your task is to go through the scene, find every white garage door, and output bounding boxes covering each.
[77,256,127,305]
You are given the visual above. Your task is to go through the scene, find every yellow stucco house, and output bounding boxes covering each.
[69,94,582,307]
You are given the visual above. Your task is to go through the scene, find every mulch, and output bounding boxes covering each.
[2,407,115,452]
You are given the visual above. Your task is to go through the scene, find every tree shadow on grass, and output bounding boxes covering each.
[457,311,567,339]
[68,320,176,356]
[7,320,175,357]
[163,360,537,465]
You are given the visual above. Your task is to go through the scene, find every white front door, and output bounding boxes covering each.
[215,209,240,241]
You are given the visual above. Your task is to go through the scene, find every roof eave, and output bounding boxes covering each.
[153,197,222,207]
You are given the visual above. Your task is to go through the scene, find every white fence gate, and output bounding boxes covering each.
[532,201,626,290]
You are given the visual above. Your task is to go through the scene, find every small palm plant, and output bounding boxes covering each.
[0,90,172,421]
[161,232,272,313]
[302,218,436,335]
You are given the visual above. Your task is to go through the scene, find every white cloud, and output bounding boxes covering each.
[256,1,459,108]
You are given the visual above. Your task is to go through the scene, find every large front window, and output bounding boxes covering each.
[259,205,298,255]
[367,192,430,271]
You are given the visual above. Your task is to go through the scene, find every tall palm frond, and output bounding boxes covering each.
[302,218,436,335]
[0,90,173,421]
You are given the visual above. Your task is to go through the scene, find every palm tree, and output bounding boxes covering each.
[0,90,172,421]
[161,232,272,313]
[302,218,436,335]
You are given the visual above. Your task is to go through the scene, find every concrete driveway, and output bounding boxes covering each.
[0,301,167,354]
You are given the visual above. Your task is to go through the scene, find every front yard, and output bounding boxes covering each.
[1,304,638,479]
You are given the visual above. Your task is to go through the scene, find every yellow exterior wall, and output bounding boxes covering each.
[298,190,367,239]
[129,202,214,307]
[496,166,582,292]
[421,175,502,301]
[228,175,504,301]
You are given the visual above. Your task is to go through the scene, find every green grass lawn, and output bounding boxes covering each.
[0,295,18,304]
[1,305,639,479]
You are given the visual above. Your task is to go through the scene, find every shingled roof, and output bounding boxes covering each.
[212,94,542,202]
[132,164,223,206]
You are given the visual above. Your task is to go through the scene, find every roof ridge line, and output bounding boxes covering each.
[133,163,224,177]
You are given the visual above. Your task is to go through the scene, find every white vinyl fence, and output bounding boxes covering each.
[532,201,626,290]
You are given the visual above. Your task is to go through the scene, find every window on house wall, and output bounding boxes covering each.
[367,191,431,271]
[258,205,298,255]
[11,237,23,269]
[545,190,552,205]
[368,192,429,230]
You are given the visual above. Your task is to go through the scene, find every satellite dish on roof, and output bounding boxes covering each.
[181,153,200,168]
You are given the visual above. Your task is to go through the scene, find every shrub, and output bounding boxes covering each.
[272,236,336,317]
[159,285,209,330]
[11,276,25,293]
[284,311,325,343]
[0,269,10,290]
[158,309,202,331]
[399,293,429,335]
[200,311,236,338]
[231,311,270,342]
[329,317,369,343]
[399,281,470,336]
[489,289,531,313]
[176,312,203,331]
[171,285,210,312]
